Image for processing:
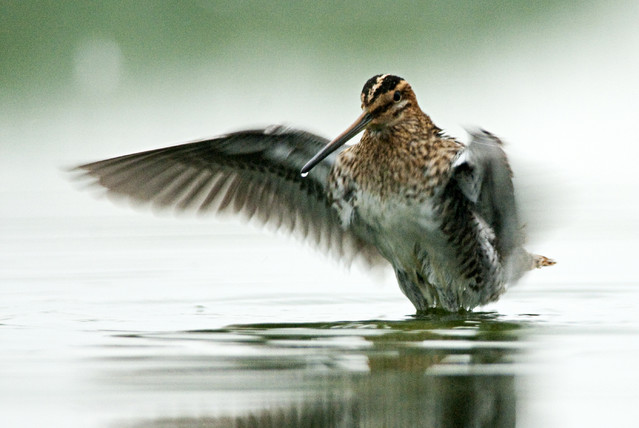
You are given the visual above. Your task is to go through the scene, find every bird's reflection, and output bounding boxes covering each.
[121,312,527,428]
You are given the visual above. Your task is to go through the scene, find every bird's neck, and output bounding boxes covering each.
[363,109,441,148]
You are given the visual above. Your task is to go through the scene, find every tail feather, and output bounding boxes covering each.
[532,254,556,269]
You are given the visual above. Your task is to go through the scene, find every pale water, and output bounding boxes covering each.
[2,212,639,427]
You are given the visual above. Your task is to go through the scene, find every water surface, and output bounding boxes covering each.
[2,215,639,427]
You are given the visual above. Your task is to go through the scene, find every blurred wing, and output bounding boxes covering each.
[451,129,524,258]
[72,126,385,267]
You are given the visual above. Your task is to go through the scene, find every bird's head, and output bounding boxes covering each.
[301,74,420,175]
[360,74,418,129]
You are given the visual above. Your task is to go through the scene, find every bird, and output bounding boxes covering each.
[72,74,554,312]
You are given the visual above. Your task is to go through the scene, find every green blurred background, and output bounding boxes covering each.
[1,0,638,257]
[2,0,603,94]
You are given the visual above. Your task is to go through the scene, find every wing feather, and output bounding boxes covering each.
[72,126,385,267]
[452,129,524,259]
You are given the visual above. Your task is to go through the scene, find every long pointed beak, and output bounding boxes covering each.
[301,111,373,175]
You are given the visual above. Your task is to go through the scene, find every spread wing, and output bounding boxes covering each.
[71,126,385,267]
[451,129,524,261]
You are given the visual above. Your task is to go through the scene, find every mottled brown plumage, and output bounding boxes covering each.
[332,81,459,201]
[303,74,554,311]
[72,74,554,313]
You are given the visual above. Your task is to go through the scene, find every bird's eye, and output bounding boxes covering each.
[393,91,401,102]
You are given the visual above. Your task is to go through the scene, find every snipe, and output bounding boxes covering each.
[73,74,554,312]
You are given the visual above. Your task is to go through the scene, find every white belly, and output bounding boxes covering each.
[341,189,504,311]
[354,192,451,269]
